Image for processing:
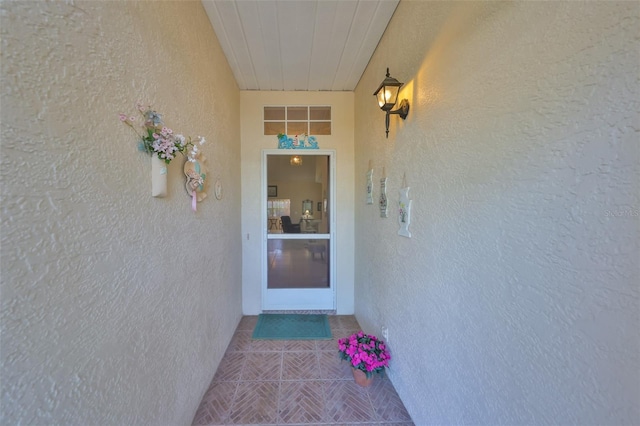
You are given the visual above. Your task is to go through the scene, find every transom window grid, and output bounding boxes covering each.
[264,106,331,136]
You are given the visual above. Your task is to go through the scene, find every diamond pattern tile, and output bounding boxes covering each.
[282,351,320,380]
[192,315,414,425]
[284,339,316,351]
[369,378,413,422]
[324,380,378,423]
[226,330,252,352]
[212,352,245,382]
[278,381,326,423]
[241,352,282,381]
[315,336,341,352]
[229,381,279,424]
[317,351,352,380]
[192,381,237,425]
[250,338,285,352]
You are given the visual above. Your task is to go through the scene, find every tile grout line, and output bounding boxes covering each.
[317,349,331,423]
[277,347,284,424]
[225,353,245,425]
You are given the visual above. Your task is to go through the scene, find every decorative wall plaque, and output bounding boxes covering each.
[379,176,388,218]
[398,173,412,238]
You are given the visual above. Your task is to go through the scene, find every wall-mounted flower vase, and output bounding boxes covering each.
[184,153,207,212]
[120,103,206,200]
[151,155,168,198]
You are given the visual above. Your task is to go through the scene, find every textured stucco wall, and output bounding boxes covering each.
[354,1,639,425]
[1,2,242,425]
[240,91,355,315]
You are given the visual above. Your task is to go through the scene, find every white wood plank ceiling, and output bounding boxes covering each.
[201,0,399,91]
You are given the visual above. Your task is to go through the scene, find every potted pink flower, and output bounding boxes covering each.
[338,331,390,386]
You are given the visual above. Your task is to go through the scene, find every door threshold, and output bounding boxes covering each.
[262,309,337,315]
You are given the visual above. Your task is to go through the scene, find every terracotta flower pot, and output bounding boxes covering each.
[352,368,374,387]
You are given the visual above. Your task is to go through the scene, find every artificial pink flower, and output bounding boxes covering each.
[337,331,390,378]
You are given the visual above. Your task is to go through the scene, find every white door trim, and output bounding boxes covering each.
[261,149,336,311]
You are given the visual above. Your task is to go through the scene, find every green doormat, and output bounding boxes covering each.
[252,314,332,340]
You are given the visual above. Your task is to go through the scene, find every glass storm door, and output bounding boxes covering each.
[262,150,335,310]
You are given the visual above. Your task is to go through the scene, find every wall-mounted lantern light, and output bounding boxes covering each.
[373,68,410,138]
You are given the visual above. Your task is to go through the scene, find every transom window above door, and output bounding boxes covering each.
[264,106,331,136]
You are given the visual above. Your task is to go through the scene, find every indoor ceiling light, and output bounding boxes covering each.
[290,155,303,166]
[373,68,410,138]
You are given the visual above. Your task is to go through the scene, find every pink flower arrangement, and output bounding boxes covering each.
[338,331,390,378]
[119,103,205,164]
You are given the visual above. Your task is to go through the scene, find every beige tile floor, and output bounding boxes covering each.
[192,315,414,425]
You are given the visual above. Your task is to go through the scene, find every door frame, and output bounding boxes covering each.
[261,149,336,311]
